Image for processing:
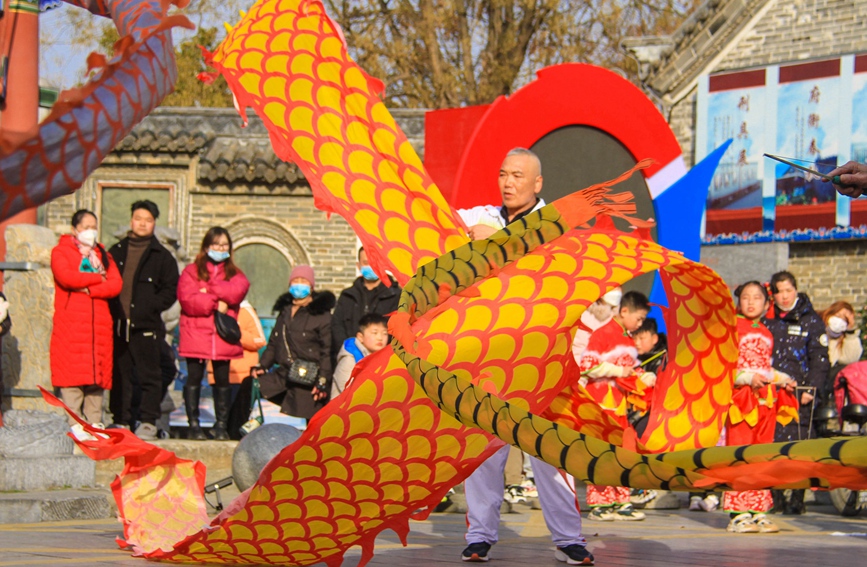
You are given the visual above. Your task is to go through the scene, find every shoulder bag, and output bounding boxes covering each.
[281,327,319,387]
[214,311,242,344]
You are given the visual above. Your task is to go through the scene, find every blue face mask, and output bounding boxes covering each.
[360,265,379,282]
[208,250,230,263]
[289,283,311,299]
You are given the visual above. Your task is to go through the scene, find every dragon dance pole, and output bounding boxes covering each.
[0,0,39,287]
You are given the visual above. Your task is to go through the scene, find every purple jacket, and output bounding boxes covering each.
[178,261,250,360]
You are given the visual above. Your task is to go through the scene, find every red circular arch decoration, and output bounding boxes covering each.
[451,63,684,209]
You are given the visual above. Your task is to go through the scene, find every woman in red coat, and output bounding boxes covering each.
[177,227,250,440]
[50,210,123,433]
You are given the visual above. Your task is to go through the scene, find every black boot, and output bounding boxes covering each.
[211,386,232,440]
[770,489,785,514]
[785,489,806,515]
[183,384,208,440]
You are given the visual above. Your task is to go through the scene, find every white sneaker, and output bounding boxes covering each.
[727,512,759,533]
[89,423,110,439]
[630,489,658,506]
[70,423,95,442]
[134,422,158,441]
[699,494,719,512]
[587,507,616,521]
[519,479,538,498]
[612,503,646,521]
[689,496,703,511]
[753,513,780,533]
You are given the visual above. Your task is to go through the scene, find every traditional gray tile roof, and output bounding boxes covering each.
[198,138,304,184]
[623,0,771,98]
[115,107,427,185]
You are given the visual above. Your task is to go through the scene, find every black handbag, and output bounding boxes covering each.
[214,311,241,344]
[285,359,320,387]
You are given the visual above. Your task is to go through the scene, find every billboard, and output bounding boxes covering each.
[697,54,867,244]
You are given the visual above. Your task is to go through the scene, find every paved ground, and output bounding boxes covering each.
[0,499,864,566]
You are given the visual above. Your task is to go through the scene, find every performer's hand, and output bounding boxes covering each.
[639,372,656,388]
[467,224,497,240]
[828,161,867,198]
[749,373,765,389]
[800,391,814,405]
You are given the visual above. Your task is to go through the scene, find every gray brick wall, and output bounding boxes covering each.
[188,191,356,295]
[716,0,867,72]
[667,0,867,168]
[786,240,867,312]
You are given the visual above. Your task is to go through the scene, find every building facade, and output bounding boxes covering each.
[627,0,867,311]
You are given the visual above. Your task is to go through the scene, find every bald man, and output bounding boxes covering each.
[456,148,594,566]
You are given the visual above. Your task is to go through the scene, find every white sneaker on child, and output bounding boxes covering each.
[726,512,759,533]
[689,496,703,511]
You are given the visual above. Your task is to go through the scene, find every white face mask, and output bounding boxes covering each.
[76,229,98,247]
[828,316,848,335]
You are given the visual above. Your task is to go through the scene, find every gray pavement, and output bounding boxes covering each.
[0,500,864,566]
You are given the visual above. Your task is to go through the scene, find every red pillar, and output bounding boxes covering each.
[0,0,40,288]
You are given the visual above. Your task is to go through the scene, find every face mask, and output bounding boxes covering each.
[208,250,230,263]
[76,229,98,247]
[289,283,311,299]
[828,315,848,336]
[360,265,379,282]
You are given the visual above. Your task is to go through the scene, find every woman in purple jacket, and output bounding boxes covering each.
[178,227,250,440]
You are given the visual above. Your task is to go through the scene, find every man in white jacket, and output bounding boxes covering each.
[457,148,594,566]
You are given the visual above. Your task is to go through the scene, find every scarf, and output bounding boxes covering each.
[75,238,105,274]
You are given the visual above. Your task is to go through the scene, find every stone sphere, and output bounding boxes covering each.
[232,423,302,491]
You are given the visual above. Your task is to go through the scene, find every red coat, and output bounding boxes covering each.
[177,261,250,360]
[50,234,123,389]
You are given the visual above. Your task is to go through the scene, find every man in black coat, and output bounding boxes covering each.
[331,247,400,360]
[108,200,179,440]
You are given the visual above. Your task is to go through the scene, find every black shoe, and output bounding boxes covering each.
[461,542,491,562]
[188,425,208,440]
[555,544,594,566]
[784,489,806,515]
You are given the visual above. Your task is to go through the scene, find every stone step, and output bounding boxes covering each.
[0,455,94,491]
[95,438,238,487]
[0,489,114,524]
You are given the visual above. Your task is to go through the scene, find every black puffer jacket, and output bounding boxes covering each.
[331,277,400,355]
[762,292,830,441]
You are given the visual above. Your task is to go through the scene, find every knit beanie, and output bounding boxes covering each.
[290,264,315,288]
